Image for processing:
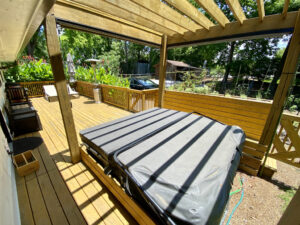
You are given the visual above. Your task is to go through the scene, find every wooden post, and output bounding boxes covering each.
[142,93,146,111]
[259,11,300,147]
[158,35,168,108]
[278,188,300,225]
[44,12,80,163]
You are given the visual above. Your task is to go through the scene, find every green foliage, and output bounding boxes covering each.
[279,189,296,212]
[4,57,53,82]
[285,95,300,112]
[60,29,112,63]
[100,42,122,75]
[75,66,129,87]
[168,71,215,94]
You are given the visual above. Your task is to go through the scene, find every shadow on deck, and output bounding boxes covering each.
[15,96,136,225]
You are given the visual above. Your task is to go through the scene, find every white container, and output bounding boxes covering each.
[93,88,101,103]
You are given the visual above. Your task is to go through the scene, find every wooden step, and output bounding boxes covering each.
[260,156,277,178]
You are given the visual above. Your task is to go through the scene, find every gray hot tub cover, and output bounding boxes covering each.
[117,114,245,224]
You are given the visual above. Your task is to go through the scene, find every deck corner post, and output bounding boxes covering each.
[158,34,168,108]
[44,11,81,163]
[259,10,300,173]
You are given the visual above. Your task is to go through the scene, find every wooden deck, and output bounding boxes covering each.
[15,96,137,225]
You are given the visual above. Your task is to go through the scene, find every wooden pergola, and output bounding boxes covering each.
[1,0,300,223]
[1,0,299,166]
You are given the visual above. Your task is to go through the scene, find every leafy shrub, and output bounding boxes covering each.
[285,94,300,112]
[194,86,211,94]
[4,56,129,88]
[5,58,53,82]
[75,66,129,87]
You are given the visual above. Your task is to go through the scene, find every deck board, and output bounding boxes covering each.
[15,96,136,225]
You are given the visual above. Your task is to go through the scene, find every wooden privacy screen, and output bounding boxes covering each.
[269,113,300,168]
[19,81,55,97]
[76,81,158,112]
[164,90,272,141]
[75,81,96,98]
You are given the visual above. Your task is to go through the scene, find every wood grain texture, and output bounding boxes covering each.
[45,12,80,163]
[225,0,247,24]
[24,97,136,225]
[268,113,300,168]
[282,0,290,18]
[259,11,300,146]
[256,0,265,21]
[278,187,300,225]
[164,90,271,140]
[158,35,168,108]
[53,2,161,47]
[168,12,298,47]
[164,0,214,30]
[194,0,230,27]
[130,0,202,32]
[19,81,55,97]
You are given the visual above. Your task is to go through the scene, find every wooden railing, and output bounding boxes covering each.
[75,81,97,98]
[75,81,158,112]
[163,90,273,176]
[268,113,300,168]
[19,81,55,97]
[21,80,276,175]
[164,90,272,141]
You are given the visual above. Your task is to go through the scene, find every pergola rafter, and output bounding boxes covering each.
[225,0,247,24]
[163,0,215,30]
[194,0,230,27]
[282,0,290,18]
[256,0,265,21]
[69,0,177,36]
[130,0,202,32]
[98,0,189,35]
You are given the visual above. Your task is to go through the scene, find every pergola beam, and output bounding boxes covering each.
[168,12,298,48]
[130,0,202,32]
[194,0,230,28]
[282,0,290,18]
[225,0,247,24]
[99,0,188,35]
[164,0,214,30]
[158,35,168,108]
[53,3,162,47]
[65,0,177,36]
[256,0,265,21]
[57,0,162,36]
[44,11,80,163]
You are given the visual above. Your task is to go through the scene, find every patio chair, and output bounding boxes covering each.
[67,84,79,97]
[43,85,57,102]
[6,84,32,106]
[43,84,79,102]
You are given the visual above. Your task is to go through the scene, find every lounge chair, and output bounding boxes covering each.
[43,84,79,102]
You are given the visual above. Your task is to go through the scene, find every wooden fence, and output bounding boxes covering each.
[268,113,300,168]
[19,81,55,97]
[163,90,273,175]
[76,81,158,112]
[75,81,96,98]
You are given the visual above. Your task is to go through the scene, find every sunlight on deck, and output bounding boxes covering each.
[16,96,136,225]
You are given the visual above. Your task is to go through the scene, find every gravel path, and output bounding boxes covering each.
[222,161,300,225]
